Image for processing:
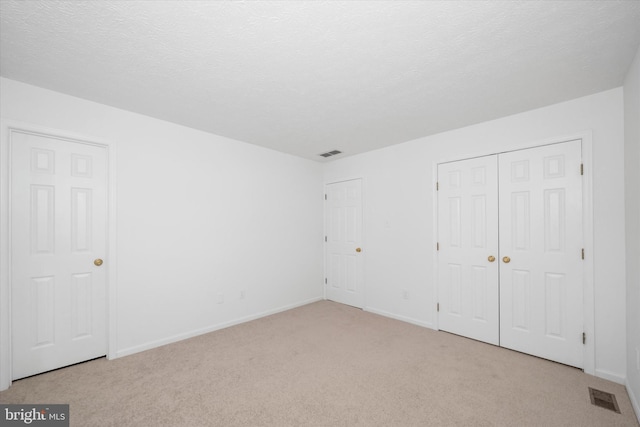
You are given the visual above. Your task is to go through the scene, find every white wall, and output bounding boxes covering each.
[324,88,627,382]
[624,45,640,420]
[0,78,324,364]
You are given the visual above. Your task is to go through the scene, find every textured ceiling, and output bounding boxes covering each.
[1,1,640,161]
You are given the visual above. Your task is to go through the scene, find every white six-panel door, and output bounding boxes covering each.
[437,140,583,368]
[499,140,583,367]
[11,130,107,379]
[325,179,364,308]
[437,156,500,345]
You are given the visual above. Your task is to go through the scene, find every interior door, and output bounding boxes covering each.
[11,130,108,379]
[325,179,364,308]
[437,156,500,345]
[498,140,583,368]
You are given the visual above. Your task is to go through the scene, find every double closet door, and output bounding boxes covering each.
[437,140,584,368]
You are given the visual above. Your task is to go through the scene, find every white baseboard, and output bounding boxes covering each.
[115,296,323,359]
[364,306,435,330]
[594,368,626,385]
[627,379,640,424]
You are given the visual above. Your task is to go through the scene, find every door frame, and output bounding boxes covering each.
[0,120,118,391]
[432,132,594,376]
[323,177,366,308]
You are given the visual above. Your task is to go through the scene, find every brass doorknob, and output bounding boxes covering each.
[488,255,495,262]
[94,259,103,266]
[355,248,362,253]
[502,256,511,264]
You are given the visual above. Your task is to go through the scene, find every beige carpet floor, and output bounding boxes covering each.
[1,300,638,426]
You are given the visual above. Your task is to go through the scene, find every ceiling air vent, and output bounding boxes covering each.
[319,150,342,158]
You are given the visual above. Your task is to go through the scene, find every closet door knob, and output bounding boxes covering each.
[488,255,495,262]
[502,256,511,264]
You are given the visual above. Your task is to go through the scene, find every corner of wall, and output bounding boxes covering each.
[623,43,640,423]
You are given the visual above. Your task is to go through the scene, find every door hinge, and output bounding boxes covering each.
[436,182,439,191]
[325,278,327,284]
[580,163,584,175]
[437,242,440,251]
[582,332,586,345]
[582,248,585,260]
[437,302,440,312]
[324,194,327,200]
[325,236,327,242]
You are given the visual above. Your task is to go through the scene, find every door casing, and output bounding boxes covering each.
[0,120,118,391]
[432,132,595,376]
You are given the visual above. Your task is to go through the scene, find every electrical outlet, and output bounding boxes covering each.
[402,290,409,300]
[217,294,224,304]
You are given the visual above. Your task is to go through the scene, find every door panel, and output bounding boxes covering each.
[498,140,583,367]
[11,131,107,379]
[325,179,364,308]
[438,156,499,345]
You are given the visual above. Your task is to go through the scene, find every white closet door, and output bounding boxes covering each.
[11,131,108,379]
[437,156,499,345]
[498,140,583,368]
[325,179,364,308]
